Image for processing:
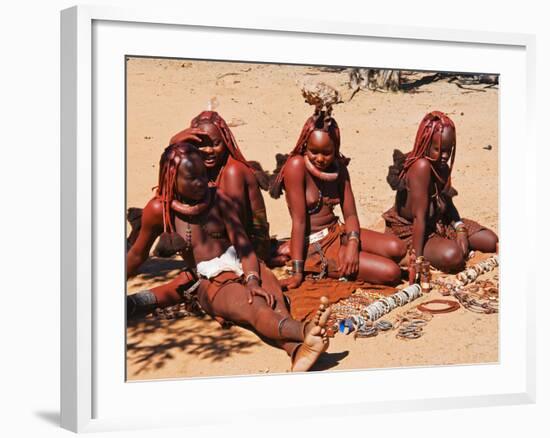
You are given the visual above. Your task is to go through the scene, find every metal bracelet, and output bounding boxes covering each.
[375,320,393,331]
[245,271,261,285]
[291,259,304,274]
[453,220,465,230]
[347,231,361,242]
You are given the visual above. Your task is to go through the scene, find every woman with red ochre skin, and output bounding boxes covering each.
[383,111,498,278]
[125,111,282,317]
[169,111,272,262]
[126,142,331,372]
[270,111,407,290]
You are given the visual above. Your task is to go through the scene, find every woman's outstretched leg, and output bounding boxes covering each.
[211,284,331,371]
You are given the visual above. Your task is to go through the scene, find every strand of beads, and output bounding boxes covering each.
[328,284,422,336]
[432,255,499,296]
[455,255,498,286]
[362,284,422,322]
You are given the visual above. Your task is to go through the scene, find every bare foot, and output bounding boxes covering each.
[304,296,331,334]
[292,297,331,372]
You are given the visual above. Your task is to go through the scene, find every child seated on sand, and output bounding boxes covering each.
[126,142,331,372]
[382,111,498,278]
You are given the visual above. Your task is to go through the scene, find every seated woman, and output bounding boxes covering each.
[382,111,498,276]
[128,110,272,261]
[126,111,285,313]
[168,110,272,261]
[126,142,330,372]
[269,107,406,289]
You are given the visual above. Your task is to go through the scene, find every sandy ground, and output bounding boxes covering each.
[126,57,499,380]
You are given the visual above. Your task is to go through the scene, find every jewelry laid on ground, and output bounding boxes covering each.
[432,255,499,294]
[327,284,422,337]
[454,279,499,314]
[417,299,461,314]
[431,255,499,314]
[392,309,433,340]
[326,255,499,340]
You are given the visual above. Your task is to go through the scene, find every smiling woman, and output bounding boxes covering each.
[169,111,272,261]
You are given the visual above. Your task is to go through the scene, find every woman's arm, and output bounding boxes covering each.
[339,166,361,236]
[446,196,468,256]
[221,161,269,230]
[218,191,274,307]
[282,156,308,287]
[408,159,431,257]
[126,198,164,279]
[446,197,462,225]
[338,166,360,276]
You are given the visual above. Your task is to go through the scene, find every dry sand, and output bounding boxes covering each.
[126,57,499,380]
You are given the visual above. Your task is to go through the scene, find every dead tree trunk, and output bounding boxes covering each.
[349,68,401,93]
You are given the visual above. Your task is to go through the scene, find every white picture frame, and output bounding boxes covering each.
[60,5,536,433]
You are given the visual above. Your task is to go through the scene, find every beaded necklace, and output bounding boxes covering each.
[176,188,225,250]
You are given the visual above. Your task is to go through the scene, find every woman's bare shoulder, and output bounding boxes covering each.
[286,154,305,168]
[407,158,432,189]
[142,197,164,227]
[409,158,431,175]
[283,155,306,183]
[222,157,250,183]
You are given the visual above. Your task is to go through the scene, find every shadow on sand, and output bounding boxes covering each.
[127,317,261,375]
[128,257,188,290]
[310,351,350,372]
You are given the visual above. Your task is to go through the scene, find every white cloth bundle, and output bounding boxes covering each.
[196,245,244,279]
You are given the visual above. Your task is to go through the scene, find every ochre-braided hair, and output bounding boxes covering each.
[156,142,202,233]
[269,111,349,198]
[190,110,252,169]
[399,111,456,192]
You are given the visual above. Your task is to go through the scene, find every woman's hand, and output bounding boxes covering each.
[170,127,207,145]
[280,272,304,290]
[246,280,275,308]
[340,241,360,278]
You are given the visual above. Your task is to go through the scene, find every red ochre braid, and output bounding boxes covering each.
[156,142,199,233]
[400,110,456,192]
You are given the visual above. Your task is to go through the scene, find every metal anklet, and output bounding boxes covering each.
[277,317,290,338]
